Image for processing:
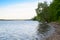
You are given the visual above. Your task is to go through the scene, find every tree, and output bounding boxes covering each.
[35,2,50,22]
[32,0,60,23]
[49,0,60,21]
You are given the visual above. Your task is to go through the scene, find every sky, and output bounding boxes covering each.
[0,0,52,19]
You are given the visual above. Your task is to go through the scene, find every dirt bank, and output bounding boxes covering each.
[46,22,60,40]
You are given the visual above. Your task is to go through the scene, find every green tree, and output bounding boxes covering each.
[49,0,60,21]
[33,0,60,22]
[35,2,50,22]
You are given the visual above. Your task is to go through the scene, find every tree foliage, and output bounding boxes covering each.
[49,0,60,21]
[33,0,60,23]
[35,2,50,22]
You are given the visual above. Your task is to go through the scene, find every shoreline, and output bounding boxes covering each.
[46,22,60,40]
[0,19,32,21]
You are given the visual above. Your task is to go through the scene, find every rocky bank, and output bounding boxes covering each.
[46,22,60,40]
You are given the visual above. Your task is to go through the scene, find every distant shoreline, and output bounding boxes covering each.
[0,19,32,21]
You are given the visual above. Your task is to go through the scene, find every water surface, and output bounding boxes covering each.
[0,21,54,40]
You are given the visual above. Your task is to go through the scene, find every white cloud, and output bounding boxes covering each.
[39,0,52,4]
[0,0,52,19]
[0,2,37,19]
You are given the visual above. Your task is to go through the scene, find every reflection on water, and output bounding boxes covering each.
[38,23,50,34]
[37,23,55,39]
[0,21,55,40]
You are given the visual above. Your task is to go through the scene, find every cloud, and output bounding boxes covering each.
[0,0,52,19]
[39,0,52,4]
[0,2,37,19]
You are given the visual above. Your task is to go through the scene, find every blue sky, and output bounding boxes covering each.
[0,0,52,19]
[0,0,37,6]
[0,0,52,7]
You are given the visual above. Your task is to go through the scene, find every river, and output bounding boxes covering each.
[0,21,55,40]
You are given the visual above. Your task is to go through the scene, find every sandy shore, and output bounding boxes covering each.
[46,22,60,40]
